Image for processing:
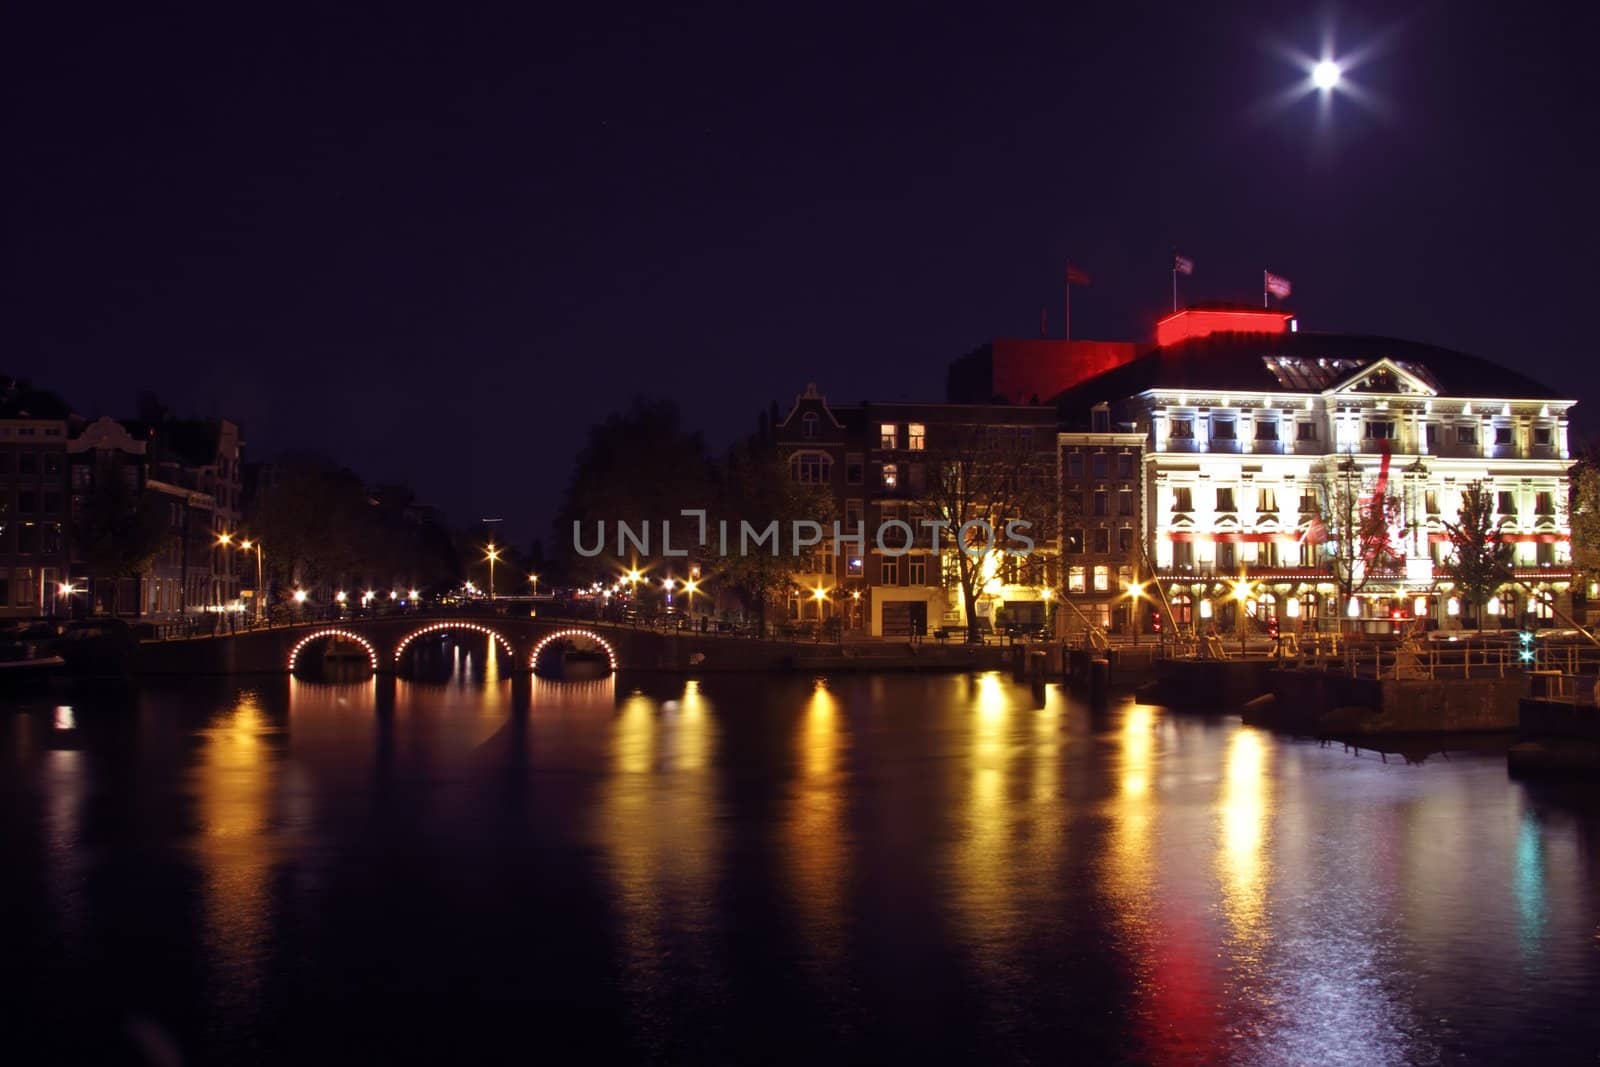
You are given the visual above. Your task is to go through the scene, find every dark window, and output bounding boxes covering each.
[1425,424,1439,448]
[43,454,63,476]
[1067,453,1083,477]
[1116,453,1134,478]
[1118,489,1133,515]
[1092,409,1111,432]
[1535,491,1555,515]
[1169,418,1193,440]
[801,412,819,439]
[1091,453,1108,477]
[17,491,35,514]
[1092,529,1110,553]
[1255,420,1278,441]
[1534,426,1553,447]
[1497,491,1516,515]
[1257,488,1277,512]
[1495,426,1513,446]
[1364,420,1396,440]
[1118,527,1134,553]
[1212,418,1236,440]
[1457,424,1477,445]
[1425,490,1439,515]
[1297,421,1318,441]
[846,459,862,485]
[42,492,61,515]
[1172,487,1193,512]
[1299,493,1318,514]
[1216,487,1236,512]
[18,524,36,554]
[1093,491,1108,516]
[880,557,899,584]
[1065,529,1085,554]
[1217,542,1236,569]
[18,454,37,475]
[0,454,10,475]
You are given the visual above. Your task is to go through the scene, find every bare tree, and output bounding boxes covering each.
[921,424,1056,641]
[1309,455,1403,631]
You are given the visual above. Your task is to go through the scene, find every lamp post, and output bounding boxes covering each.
[238,538,265,625]
[485,543,501,603]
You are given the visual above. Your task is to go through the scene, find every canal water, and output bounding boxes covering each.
[3,660,1598,1064]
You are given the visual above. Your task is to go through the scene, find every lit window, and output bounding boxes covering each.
[1258,488,1277,512]
[1093,565,1110,592]
[1172,487,1193,512]
[882,463,898,490]
[880,423,898,449]
[908,423,925,450]
[1068,566,1086,593]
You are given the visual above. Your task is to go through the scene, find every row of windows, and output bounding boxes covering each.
[0,451,66,476]
[1167,486,1558,517]
[0,522,65,556]
[1066,564,1134,594]
[1065,452,1137,477]
[1170,417,1319,442]
[1065,488,1137,517]
[1064,527,1137,555]
[0,490,63,515]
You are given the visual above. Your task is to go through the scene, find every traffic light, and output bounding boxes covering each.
[1518,630,1536,665]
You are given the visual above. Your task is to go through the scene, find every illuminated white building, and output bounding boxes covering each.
[1056,307,1577,632]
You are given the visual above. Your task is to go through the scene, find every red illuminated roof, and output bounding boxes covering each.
[1156,306,1293,347]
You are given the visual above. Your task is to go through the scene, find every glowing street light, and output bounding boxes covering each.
[293,589,308,604]
[484,543,502,602]
[1312,58,1341,90]
[335,590,348,603]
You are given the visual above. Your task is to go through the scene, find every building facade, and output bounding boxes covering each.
[776,385,1059,636]
[1058,412,1147,636]
[0,379,72,618]
[1056,307,1578,634]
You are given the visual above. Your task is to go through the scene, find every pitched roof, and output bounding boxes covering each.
[1054,330,1566,412]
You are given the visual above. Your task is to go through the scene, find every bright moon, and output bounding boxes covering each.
[1312,59,1341,90]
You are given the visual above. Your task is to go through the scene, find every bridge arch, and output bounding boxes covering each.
[287,628,380,673]
[530,628,618,673]
[393,622,516,665]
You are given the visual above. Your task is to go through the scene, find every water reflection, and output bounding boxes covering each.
[1217,728,1270,952]
[786,680,847,975]
[3,671,1598,1063]
[599,679,723,1042]
[191,689,281,1022]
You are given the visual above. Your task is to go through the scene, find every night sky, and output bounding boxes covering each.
[6,1,1597,544]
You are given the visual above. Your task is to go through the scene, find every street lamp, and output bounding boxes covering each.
[237,538,266,625]
[484,543,501,602]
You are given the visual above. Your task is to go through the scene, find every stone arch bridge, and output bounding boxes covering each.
[135,615,754,676]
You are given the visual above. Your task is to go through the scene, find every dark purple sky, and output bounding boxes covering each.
[6,1,1597,544]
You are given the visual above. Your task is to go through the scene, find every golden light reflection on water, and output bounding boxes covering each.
[786,680,847,973]
[599,680,721,1014]
[1217,728,1271,950]
[192,689,281,1011]
[1106,704,1155,914]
